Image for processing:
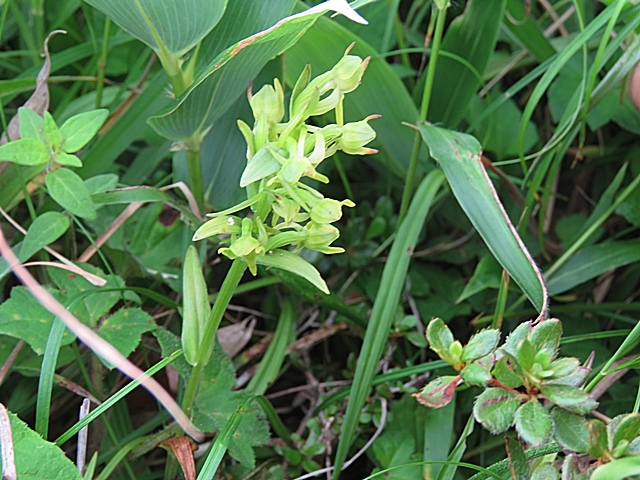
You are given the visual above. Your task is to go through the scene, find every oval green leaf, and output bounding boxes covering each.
[45,168,97,219]
[515,398,552,446]
[20,211,70,260]
[60,109,109,152]
[418,123,548,315]
[0,138,50,165]
[592,457,640,480]
[473,387,520,434]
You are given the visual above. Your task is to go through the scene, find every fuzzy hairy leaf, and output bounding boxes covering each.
[415,375,461,409]
[461,328,500,363]
[515,398,552,447]
[551,408,589,453]
[473,387,521,435]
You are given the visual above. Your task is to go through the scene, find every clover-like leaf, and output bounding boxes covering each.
[18,107,44,140]
[55,152,83,167]
[539,384,598,414]
[515,398,552,446]
[0,137,50,165]
[461,328,500,363]
[45,168,97,219]
[551,407,589,453]
[59,109,109,152]
[473,387,521,435]
[414,375,461,408]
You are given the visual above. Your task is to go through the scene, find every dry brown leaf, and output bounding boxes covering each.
[217,317,256,358]
[159,437,197,480]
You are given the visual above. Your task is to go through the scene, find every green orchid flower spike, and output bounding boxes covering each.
[194,46,378,293]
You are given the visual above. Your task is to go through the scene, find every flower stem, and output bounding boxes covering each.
[185,134,205,212]
[398,2,448,222]
[182,259,247,416]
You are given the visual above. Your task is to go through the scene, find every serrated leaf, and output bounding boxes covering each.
[551,408,589,453]
[502,321,532,357]
[0,137,50,165]
[515,398,552,447]
[45,168,97,219]
[529,319,562,359]
[255,249,328,294]
[461,328,500,362]
[426,318,457,364]
[0,410,82,479]
[182,246,212,365]
[54,152,83,167]
[540,385,598,414]
[516,338,536,371]
[473,387,521,434]
[18,106,44,140]
[20,211,70,260]
[415,375,461,409]
[84,0,227,56]
[60,109,109,152]
[0,287,74,354]
[240,145,282,187]
[493,356,524,388]
[418,124,547,313]
[97,308,155,368]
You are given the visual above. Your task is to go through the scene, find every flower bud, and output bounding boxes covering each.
[332,55,370,93]
[249,79,284,125]
[303,222,343,254]
[338,115,379,155]
[219,218,265,275]
[310,198,355,224]
[192,215,242,241]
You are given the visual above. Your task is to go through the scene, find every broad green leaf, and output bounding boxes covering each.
[370,430,418,478]
[84,174,119,194]
[473,387,520,435]
[414,375,461,409]
[149,3,335,140]
[0,287,74,354]
[0,410,82,479]
[0,138,50,165]
[551,408,589,453]
[515,398,552,446]
[55,152,83,167]
[182,246,212,365]
[18,106,44,140]
[20,211,70,260]
[529,319,562,359]
[503,0,556,62]
[334,170,445,475]
[284,13,424,177]
[84,0,227,56]
[592,457,640,480]
[505,436,531,480]
[419,124,547,314]
[539,385,598,415]
[97,308,155,368]
[547,239,640,295]
[45,168,97,219]
[59,109,109,152]
[531,464,559,480]
[461,328,500,363]
[255,249,328,294]
[424,0,506,128]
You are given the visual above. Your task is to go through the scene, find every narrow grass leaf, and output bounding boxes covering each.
[547,239,640,296]
[246,299,295,395]
[436,413,475,480]
[35,318,66,439]
[332,170,445,477]
[419,123,547,314]
[503,0,556,62]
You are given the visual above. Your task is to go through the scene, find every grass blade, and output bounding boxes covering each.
[332,170,445,477]
[419,123,547,315]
